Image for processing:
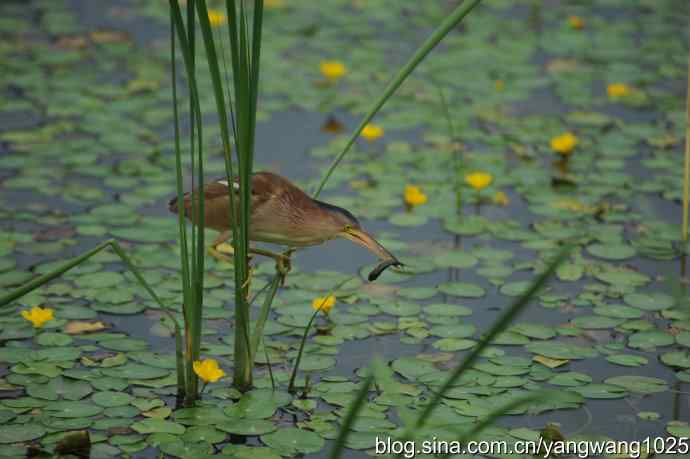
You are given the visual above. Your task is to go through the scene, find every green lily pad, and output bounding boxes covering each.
[92,391,134,407]
[604,375,668,394]
[217,419,277,436]
[606,354,648,367]
[587,243,636,260]
[26,376,92,401]
[132,418,186,435]
[623,292,675,311]
[261,427,324,455]
[0,423,46,444]
[45,401,104,418]
[437,282,486,298]
[628,331,674,349]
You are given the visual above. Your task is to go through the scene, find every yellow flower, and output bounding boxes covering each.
[568,15,584,29]
[265,0,285,9]
[494,191,509,206]
[312,295,336,313]
[360,123,384,141]
[607,83,630,98]
[21,306,54,328]
[320,60,346,81]
[465,172,493,191]
[495,79,505,91]
[550,132,578,155]
[193,359,226,383]
[208,9,226,27]
[404,185,428,207]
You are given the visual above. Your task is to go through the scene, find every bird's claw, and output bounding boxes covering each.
[208,247,234,263]
[276,252,292,280]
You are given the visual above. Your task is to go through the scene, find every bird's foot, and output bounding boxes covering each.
[242,266,254,291]
[208,245,234,264]
[209,244,254,265]
[276,254,292,278]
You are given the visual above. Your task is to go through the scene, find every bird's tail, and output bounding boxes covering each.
[168,196,180,214]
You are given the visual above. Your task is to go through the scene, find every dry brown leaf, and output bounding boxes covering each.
[65,320,107,335]
[533,355,569,369]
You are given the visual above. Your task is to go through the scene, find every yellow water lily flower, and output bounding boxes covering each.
[494,191,509,206]
[320,60,346,81]
[312,295,336,313]
[208,9,226,27]
[607,83,630,98]
[550,132,578,155]
[21,306,54,328]
[494,79,505,91]
[193,359,226,383]
[404,185,428,207]
[568,15,584,29]
[465,172,493,191]
[360,123,384,141]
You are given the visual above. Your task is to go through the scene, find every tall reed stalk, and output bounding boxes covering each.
[328,247,570,458]
[0,240,186,392]
[314,0,483,198]
[169,0,208,404]
[169,0,264,395]
[682,46,690,243]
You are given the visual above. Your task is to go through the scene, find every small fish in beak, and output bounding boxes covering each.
[341,227,404,281]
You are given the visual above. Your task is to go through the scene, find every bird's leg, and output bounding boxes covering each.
[245,247,294,280]
[208,230,233,263]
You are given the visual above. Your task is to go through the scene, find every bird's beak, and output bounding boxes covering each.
[342,227,402,265]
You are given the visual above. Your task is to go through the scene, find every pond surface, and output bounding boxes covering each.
[1,0,690,458]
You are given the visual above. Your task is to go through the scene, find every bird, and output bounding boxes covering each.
[168,171,402,280]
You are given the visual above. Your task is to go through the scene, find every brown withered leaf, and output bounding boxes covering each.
[89,30,130,44]
[321,115,344,134]
[65,320,108,335]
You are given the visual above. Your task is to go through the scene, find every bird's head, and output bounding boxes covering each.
[315,200,402,268]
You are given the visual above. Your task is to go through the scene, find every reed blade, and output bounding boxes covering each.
[314,0,483,197]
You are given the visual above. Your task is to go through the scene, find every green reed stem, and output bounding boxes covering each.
[250,273,281,362]
[328,367,376,459]
[170,0,207,403]
[287,307,321,394]
[682,47,690,243]
[313,0,483,197]
[455,391,552,445]
[436,84,463,213]
[405,246,570,435]
[287,277,354,393]
[0,239,186,394]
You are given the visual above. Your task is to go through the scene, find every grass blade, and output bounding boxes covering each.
[0,239,187,394]
[314,0,483,197]
[250,273,281,361]
[405,245,571,434]
[456,391,552,444]
[682,47,690,242]
[327,364,377,459]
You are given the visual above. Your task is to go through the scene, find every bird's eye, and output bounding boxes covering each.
[345,225,352,231]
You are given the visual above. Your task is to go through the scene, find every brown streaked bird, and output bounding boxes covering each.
[168,171,402,280]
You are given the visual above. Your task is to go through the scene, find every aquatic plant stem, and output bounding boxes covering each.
[170,0,208,404]
[313,0,483,198]
[287,307,321,394]
[250,273,282,361]
[436,84,462,214]
[328,366,377,459]
[287,277,355,393]
[682,47,690,243]
[0,239,186,395]
[403,246,571,436]
[456,391,552,445]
